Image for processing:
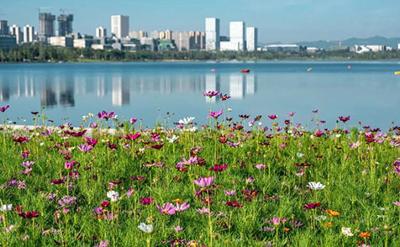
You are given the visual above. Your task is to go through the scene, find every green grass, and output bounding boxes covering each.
[0,116,399,247]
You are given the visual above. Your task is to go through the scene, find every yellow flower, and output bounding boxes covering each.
[326,209,340,217]
[323,222,333,228]
[173,198,183,204]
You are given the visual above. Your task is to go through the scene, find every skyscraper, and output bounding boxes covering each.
[39,13,56,40]
[57,14,73,36]
[0,20,9,35]
[230,21,245,51]
[96,26,107,39]
[246,27,258,51]
[111,15,129,39]
[10,25,22,44]
[205,18,220,51]
[23,25,35,43]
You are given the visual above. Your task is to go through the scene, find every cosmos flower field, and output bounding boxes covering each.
[0,92,400,247]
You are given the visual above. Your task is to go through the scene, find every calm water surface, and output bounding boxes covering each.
[0,62,399,129]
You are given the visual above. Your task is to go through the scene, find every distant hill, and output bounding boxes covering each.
[296,36,400,50]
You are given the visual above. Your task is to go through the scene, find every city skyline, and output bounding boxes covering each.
[0,0,399,43]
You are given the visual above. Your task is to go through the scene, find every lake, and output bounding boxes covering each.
[0,61,399,129]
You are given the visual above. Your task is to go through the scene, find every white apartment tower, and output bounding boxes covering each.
[111,15,129,39]
[230,21,245,51]
[23,25,35,43]
[96,26,107,39]
[10,25,22,44]
[205,18,220,51]
[246,27,257,51]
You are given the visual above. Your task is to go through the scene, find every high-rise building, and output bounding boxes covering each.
[10,25,22,44]
[0,20,9,35]
[111,15,129,39]
[246,27,257,51]
[230,21,245,51]
[39,13,56,40]
[205,18,220,51]
[23,25,35,43]
[96,26,107,39]
[57,14,73,36]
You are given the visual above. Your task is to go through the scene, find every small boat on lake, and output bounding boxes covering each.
[240,69,251,73]
[306,67,313,72]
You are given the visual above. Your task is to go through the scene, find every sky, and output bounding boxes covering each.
[0,0,399,43]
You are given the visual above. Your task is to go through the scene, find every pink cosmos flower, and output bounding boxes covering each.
[140,197,154,205]
[271,217,287,226]
[196,207,211,215]
[78,144,93,152]
[85,137,98,147]
[97,111,116,120]
[224,190,236,196]
[174,225,184,232]
[130,117,137,124]
[314,129,324,137]
[203,90,219,98]
[209,110,223,119]
[157,203,176,215]
[174,202,190,212]
[255,164,266,170]
[393,201,400,207]
[65,160,78,170]
[125,132,141,141]
[194,176,215,187]
[394,159,400,176]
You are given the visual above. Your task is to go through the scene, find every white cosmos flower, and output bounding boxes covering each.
[307,181,325,190]
[0,204,12,212]
[167,135,179,143]
[138,222,153,233]
[106,191,120,202]
[296,152,305,158]
[178,117,195,125]
[341,227,354,237]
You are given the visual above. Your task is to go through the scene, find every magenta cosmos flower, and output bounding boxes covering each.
[394,159,400,176]
[97,111,116,120]
[268,114,278,120]
[339,116,351,123]
[194,176,215,187]
[0,105,10,112]
[209,110,223,119]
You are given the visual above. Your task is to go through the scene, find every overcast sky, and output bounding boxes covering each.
[1,0,399,42]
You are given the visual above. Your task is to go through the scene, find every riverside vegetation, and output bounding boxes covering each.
[0,92,400,247]
[2,44,400,63]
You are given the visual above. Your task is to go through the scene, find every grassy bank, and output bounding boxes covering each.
[0,103,399,246]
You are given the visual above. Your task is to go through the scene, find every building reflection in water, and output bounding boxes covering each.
[0,72,257,107]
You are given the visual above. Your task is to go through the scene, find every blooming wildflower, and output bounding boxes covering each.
[350,141,361,149]
[341,227,354,237]
[246,176,255,184]
[126,188,135,197]
[271,217,287,226]
[220,93,231,101]
[130,117,137,124]
[140,197,154,205]
[314,129,324,137]
[58,196,77,208]
[203,90,219,98]
[157,203,176,215]
[393,159,400,176]
[0,204,12,212]
[303,202,321,210]
[339,116,351,123]
[167,135,179,143]
[224,190,236,196]
[125,132,141,141]
[85,137,98,146]
[226,200,243,208]
[196,207,211,215]
[178,117,195,125]
[194,176,214,187]
[95,240,109,247]
[359,232,371,239]
[326,209,340,217]
[255,164,266,170]
[174,202,190,212]
[209,164,228,172]
[268,114,278,120]
[21,150,30,159]
[289,112,296,117]
[97,111,116,120]
[307,181,325,190]
[16,206,39,219]
[106,191,120,202]
[209,110,223,119]
[0,104,10,112]
[78,144,93,153]
[138,222,153,233]
[64,160,78,170]
[296,152,305,158]
[393,201,400,207]
[174,225,184,233]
